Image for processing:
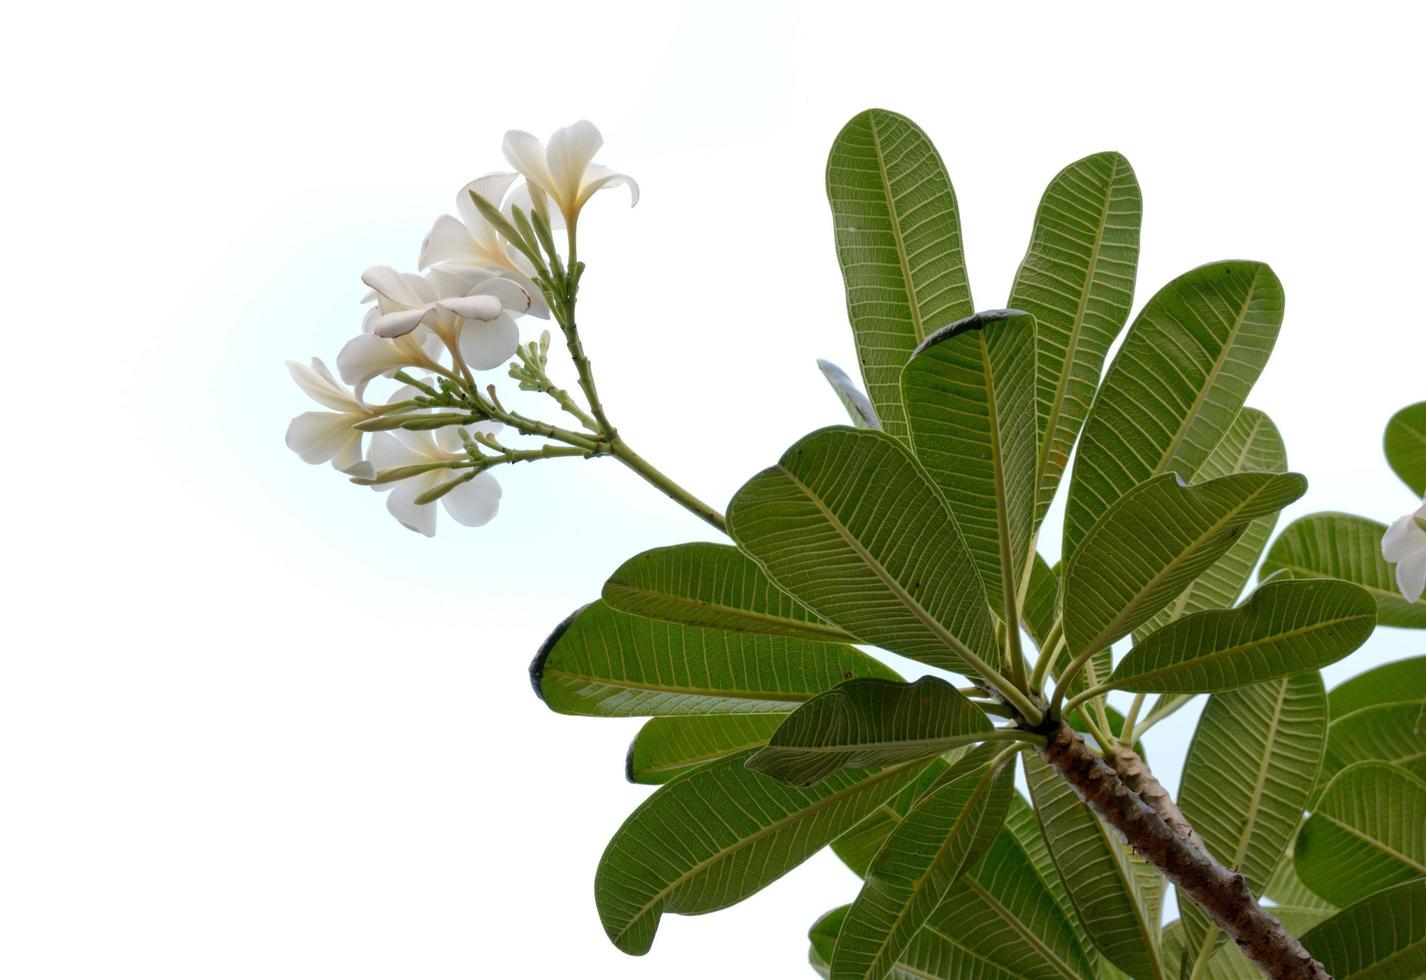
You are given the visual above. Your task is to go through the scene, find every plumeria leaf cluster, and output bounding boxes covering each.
[291,110,1426,979]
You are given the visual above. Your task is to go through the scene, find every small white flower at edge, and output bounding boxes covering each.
[501,120,638,229]
[285,358,377,478]
[1382,492,1426,603]
[369,425,503,537]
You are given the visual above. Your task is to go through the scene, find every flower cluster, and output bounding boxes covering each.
[285,121,637,536]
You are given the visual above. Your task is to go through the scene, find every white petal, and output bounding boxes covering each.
[337,334,412,390]
[372,308,434,338]
[546,119,603,207]
[436,294,503,321]
[286,411,360,465]
[579,165,640,209]
[457,172,520,238]
[1383,513,1422,561]
[385,474,441,537]
[361,265,426,308]
[370,429,438,470]
[419,214,480,270]
[330,430,369,475]
[458,312,520,370]
[1396,548,1426,604]
[502,130,558,200]
[286,358,360,413]
[468,276,532,314]
[442,471,502,527]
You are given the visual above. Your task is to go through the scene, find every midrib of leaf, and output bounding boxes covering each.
[1034,155,1118,499]
[612,761,918,946]
[601,584,853,642]
[1150,269,1261,475]
[1078,479,1283,654]
[1314,813,1426,873]
[542,668,811,704]
[638,731,784,777]
[1186,679,1292,977]
[765,732,992,758]
[869,112,925,343]
[777,464,985,676]
[855,768,1000,976]
[1119,612,1369,687]
[961,876,1084,980]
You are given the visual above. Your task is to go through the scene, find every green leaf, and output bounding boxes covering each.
[625,714,785,784]
[826,109,974,439]
[1107,579,1375,694]
[1295,761,1426,907]
[1064,261,1285,561]
[1133,407,1288,644]
[1023,554,1059,649]
[832,755,959,877]
[903,309,1038,622]
[1261,512,1426,628]
[594,750,928,955]
[602,542,850,642]
[1302,880,1426,979]
[1385,402,1426,496]
[747,676,996,787]
[1022,749,1165,979]
[1329,655,1426,719]
[1010,151,1142,522]
[727,427,999,679]
[1003,794,1099,971]
[1325,702,1426,785]
[531,601,897,717]
[1263,846,1337,912]
[811,904,1015,980]
[1175,672,1328,966]
[1063,471,1308,658]
[818,359,881,429]
[831,749,1013,980]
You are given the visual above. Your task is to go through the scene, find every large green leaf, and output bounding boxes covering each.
[727,427,998,679]
[531,601,897,717]
[831,749,1013,980]
[1295,761,1426,906]
[1063,261,1284,560]
[1003,794,1098,971]
[1302,880,1426,979]
[602,542,850,641]
[747,676,996,787]
[1107,579,1375,694]
[1022,750,1165,979]
[1133,407,1288,644]
[810,904,1017,980]
[1261,512,1426,628]
[832,755,959,877]
[826,109,973,439]
[903,309,1038,622]
[594,750,927,955]
[625,714,785,784]
[1325,702,1426,784]
[915,814,1100,980]
[1175,672,1327,967]
[1264,846,1336,912]
[1385,402,1426,496]
[1062,471,1307,658]
[1329,655,1426,719]
[1009,151,1141,523]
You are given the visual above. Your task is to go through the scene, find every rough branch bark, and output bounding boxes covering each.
[1111,746,1211,859]
[1040,722,1329,980]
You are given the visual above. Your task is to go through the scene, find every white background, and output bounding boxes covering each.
[4,1,1424,976]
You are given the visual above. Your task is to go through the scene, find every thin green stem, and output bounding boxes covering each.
[609,437,727,533]
[1120,692,1147,746]
[1061,680,1115,719]
[1050,645,1105,713]
[1029,619,1063,691]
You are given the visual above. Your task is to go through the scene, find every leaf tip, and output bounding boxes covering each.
[529,602,591,703]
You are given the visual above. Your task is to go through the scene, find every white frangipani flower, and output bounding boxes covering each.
[1382,492,1426,603]
[362,265,531,369]
[501,120,638,229]
[284,358,377,477]
[419,174,549,318]
[369,424,503,537]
